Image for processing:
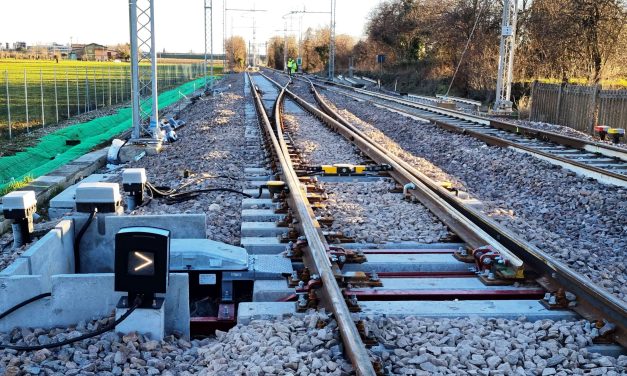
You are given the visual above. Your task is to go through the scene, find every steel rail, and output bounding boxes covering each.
[311,77,627,187]
[246,72,376,376]
[285,73,627,347]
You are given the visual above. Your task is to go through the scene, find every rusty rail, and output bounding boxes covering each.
[246,72,376,376]
[288,72,627,348]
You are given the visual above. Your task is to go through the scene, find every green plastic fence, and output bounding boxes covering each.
[0,76,213,193]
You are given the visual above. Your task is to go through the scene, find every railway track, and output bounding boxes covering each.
[249,70,626,374]
[304,75,627,188]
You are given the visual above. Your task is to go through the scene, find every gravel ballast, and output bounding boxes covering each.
[367,317,627,375]
[319,180,451,244]
[119,73,259,246]
[0,312,352,376]
[320,89,627,301]
[282,109,363,166]
[280,89,451,244]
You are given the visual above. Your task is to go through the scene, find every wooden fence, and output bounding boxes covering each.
[530,82,627,135]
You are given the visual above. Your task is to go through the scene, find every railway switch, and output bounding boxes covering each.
[2,190,37,247]
[122,168,147,210]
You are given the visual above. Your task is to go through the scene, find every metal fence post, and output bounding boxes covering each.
[93,68,97,110]
[108,67,112,106]
[85,68,89,113]
[39,68,45,129]
[24,69,29,132]
[101,68,105,107]
[54,68,59,124]
[115,69,119,104]
[65,70,70,118]
[5,70,11,139]
[76,68,80,115]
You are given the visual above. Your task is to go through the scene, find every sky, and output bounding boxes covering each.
[0,0,383,54]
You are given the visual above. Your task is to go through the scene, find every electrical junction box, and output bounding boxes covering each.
[75,182,122,213]
[2,190,37,220]
[114,227,170,297]
[122,168,147,186]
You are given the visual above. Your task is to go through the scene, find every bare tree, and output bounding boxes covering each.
[225,36,247,71]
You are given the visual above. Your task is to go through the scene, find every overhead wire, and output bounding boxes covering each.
[445,0,488,98]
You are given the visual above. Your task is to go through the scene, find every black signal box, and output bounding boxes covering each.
[115,227,170,304]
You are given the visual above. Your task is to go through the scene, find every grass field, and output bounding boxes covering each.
[0,59,222,138]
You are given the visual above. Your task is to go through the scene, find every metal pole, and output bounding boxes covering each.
[284,20,288,71]
[54,68,59,124]
[328,0,336,80]
[149,0,159,140]
[39,68,45,129]
[5,70,11,139]
[204,0,211,92]
[102,68,105,107]
[210,0,214,91]
[93,67,97,109]
[85,67,89,112]
[108,66,112,106]
[65,70,70,118]
[222,0,227,73]
[494,0,517,113]
[115,68,119,104]
[76,68,80,115]
[24,69,29,132]
[129,0,141,139]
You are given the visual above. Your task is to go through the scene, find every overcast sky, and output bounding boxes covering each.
[0,0,383,53]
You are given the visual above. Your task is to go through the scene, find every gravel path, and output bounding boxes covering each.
[0,312,352,376]
[367,317,627,375]
[319,180,451,244]
[118,73,259,246]
[322,90,627,302]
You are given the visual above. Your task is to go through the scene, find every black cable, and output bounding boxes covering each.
[73,209,97,274]
[115,138,130,164]
[0,293,52,321]
[0,295,143,351]
[163,188,253,205]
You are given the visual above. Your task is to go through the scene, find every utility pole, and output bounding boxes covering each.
[128,0,159,140]
[328,0,336,80]
[204,0,213,93]
[494,0,517,113]
[283,8,331,73]
[222,0,227,72]
[226,7,267,69]
[284,20,288,71]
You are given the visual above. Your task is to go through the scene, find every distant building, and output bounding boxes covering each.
[83,43,109,61]
[13,41,27,51]
[70,44,85,60]
[49,43,71,57]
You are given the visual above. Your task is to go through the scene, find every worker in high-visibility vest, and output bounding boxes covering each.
[290,58,297,75]
[287,58,294,76]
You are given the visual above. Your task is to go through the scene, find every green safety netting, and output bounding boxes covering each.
[0,76,215,193]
